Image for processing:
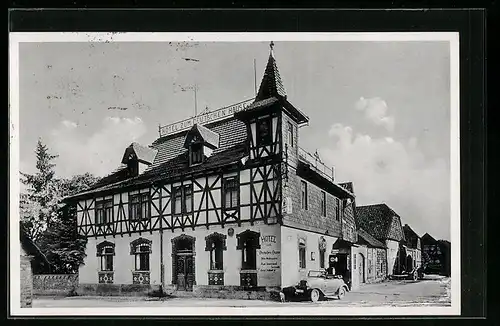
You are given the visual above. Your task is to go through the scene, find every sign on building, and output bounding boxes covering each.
[159,98,254,137]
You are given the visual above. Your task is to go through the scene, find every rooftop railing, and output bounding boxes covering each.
[298,147,335,182]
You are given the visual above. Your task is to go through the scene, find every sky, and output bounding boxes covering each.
[18,40,451,240]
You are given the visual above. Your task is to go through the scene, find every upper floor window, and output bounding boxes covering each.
[237,230,261,270]
[298,238,306,269]
[130,238,152,271]
[256,117,272,146]
[173,185,193,215]
[287,121,294,147]
[190,143,204,165]
[129,193,150,221]
[95,199,113,225]
[335,198,341,221]
[97,241,115,271]
[300,181,308,210]
[223,177,239,210]
[205,232,227,271]
[320,191,327,217]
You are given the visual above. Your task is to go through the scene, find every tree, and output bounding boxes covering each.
[20,139,59,242]
[20,139,99,274]
[34,173,99,274]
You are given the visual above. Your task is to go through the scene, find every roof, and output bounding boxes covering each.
[183,124,220,149]
[356,203,404,241]
[357,228,387,248]
[403,224,421,249]
[64,141,248,200]
[256,47,286,101]
[122,142,158,165]
[421,233,438,243]
[20,223,51,266]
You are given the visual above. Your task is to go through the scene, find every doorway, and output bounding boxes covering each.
[358,253,365,283]
[172,235,195,291]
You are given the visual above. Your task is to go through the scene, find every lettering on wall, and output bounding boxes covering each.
[258,231,281,286]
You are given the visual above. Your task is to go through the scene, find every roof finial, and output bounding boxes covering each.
[269,41,275,56]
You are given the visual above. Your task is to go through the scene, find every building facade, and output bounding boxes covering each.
[356,204,405,276]
[402,224,422,271]
[421,233,450,276]
[65,44,358,297]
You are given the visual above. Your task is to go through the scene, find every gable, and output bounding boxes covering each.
[386,216,404,242]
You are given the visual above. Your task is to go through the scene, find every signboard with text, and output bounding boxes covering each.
[159,98,254,137]
[257,230,281,286]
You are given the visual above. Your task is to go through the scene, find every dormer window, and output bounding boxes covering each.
[257,117,272,146]
[190,143,204,165]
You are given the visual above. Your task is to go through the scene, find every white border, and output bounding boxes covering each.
[9,32,460,316]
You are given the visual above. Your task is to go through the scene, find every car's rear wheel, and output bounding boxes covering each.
[337,286,346,300]
[310,289,321,303]
[412,271,418,281]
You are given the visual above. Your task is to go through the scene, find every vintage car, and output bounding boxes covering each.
[282,270,349,302]
[389,265,425,281]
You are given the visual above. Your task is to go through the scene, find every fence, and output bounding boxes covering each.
[33,274,78,296]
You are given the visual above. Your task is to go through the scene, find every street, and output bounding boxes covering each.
[32,275,451,308]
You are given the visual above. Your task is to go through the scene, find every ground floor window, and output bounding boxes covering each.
[237,230,260,287]
[205,232,227,272]
[97,241,115,271]
[130,238,152,271]
[299,238,306,269]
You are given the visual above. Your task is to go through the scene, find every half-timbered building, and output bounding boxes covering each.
[64,43,357,298]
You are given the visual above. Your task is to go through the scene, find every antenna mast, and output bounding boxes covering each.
[254,58,257,96]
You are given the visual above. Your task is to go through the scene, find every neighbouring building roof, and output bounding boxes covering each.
[357,228,387,248]
[421,233,438,244]
[356,203,405,242]
[20,223,51,266]
[403,224,421,249]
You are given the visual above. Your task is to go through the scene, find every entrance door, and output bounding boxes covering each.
[175,254,194,291]
[358,253,365,283]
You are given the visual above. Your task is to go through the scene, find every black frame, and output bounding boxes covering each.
[8,8,487,318]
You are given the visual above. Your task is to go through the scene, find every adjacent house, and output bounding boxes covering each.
[63,43,358,298]
[402,224,422,271]
[356,203,405,277]
[355,228,388,284]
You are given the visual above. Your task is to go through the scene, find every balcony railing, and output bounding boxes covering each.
[298,147,335,182]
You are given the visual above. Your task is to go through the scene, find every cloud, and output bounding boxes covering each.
[355,97,395,132]
[321,123,450,240]
[49,117,147,178]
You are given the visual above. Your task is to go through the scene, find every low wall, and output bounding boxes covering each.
[77,283,162,297]
[33,274,78,296]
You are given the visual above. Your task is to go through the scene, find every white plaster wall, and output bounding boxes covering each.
[386,240,400,275]
[79,233,161,285]
[280,226,339,288]
[162,222,281,288]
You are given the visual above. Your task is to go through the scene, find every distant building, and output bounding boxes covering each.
[403,224,422,271]
[422,233,450,276]
[63,43,358,298]
[356,203,405,276]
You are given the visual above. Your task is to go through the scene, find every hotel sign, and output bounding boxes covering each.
[159,98,254,137]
